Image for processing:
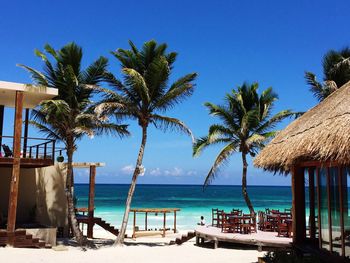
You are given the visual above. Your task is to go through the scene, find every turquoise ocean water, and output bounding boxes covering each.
[75,184,292,230]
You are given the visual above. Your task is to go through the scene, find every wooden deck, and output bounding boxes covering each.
[195,226,292,249]
[0,157,54,168]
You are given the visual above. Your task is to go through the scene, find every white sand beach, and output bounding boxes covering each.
[0,242,263,263]
[0,230,264,263]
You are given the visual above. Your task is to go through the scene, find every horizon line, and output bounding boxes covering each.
[74,183,291,187]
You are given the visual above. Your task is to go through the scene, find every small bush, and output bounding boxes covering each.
[263,250,321,263]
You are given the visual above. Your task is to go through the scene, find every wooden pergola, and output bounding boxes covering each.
[73,162,105,238]
[130,208,180,238]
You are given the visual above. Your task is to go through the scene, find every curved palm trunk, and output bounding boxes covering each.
[66,145,84,245]
[241,152,255,215]
[115,125,148,245]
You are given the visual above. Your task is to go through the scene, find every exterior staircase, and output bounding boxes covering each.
[0,229,51,248]
[171,231,196,245]
[94,218,119,236]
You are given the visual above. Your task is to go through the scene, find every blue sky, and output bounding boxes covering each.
[0,0,349,185]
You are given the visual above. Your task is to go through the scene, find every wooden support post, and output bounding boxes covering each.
[0,105,4,149]
[132,211,136,238]
[174,211,177,233]
[163,212,166,237]
[145,212,148,231]
[316,168,322,249]
[338,167,345,257]
[213,239,218,249]
[22,108,29,158]
[52,140,55,160]
[326,167,333,252]
[308,168,316,240]
[291,165,306,246]
[7,91,24,243]
[87,165,96,238]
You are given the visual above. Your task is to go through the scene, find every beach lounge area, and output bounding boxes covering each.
[195,208,292,249]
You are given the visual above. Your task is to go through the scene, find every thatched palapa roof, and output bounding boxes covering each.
[254,81,350,173]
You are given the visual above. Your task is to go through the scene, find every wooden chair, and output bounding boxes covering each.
[258,211,273,231]
[221,212,240,233]
[277,216,289,237]
[258,211,264,230]
[212,208,222,227]
[284,208,291,214]
[240,214,252,234]
[232,209,242,216]
[250,212,257,233]
[221,212,232,233]
[2,144,13,157]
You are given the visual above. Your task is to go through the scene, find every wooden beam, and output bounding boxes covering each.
[132,211,136,238]
[0,105,4,148]
[145,212,148,231]
[291,165,306,245]
[298,161,340,168]
[87,165,96,238]
[163,212,166,237]
[316,168,322,249]
[326,167,332,252]
[22,109,29,158]
[308,168,316,240]
[174,211,177,233]
[338,166,345,257]
[7,91,24,238]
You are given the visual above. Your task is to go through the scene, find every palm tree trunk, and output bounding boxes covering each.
[241,152,255,215]
[115,125,148,245]
[66,143,84,245]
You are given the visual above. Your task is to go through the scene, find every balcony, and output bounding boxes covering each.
[0,136,60,168]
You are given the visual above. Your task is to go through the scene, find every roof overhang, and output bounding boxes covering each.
[0,81,58,109]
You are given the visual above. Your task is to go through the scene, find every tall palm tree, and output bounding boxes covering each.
[94,40,197,245]
[193,83,293,215]
[305,47,350,101]
[19,43,129,245]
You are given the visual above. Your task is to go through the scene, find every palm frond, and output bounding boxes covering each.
[208,124,233,139]
[93,123,130,138]
[305,71,325,101]
[17,64,49,86]
[255,109,294,134]
[203,142,237,188]
[151,114,193,140]
[144,56,169,99]
[82,56,108,84]
[192,135,232,157]
[28,121,61,141]
[122,68,150,104]
[153,73,197,111]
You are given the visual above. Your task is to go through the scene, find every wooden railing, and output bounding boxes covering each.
[0,135,63,161]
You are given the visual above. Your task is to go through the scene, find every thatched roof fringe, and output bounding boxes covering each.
[254,81,350,173]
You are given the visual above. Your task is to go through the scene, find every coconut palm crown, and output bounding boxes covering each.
[94,40,197,245]
[305,47,350,101]
[193,82,293,215]
[19,42,129,245]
